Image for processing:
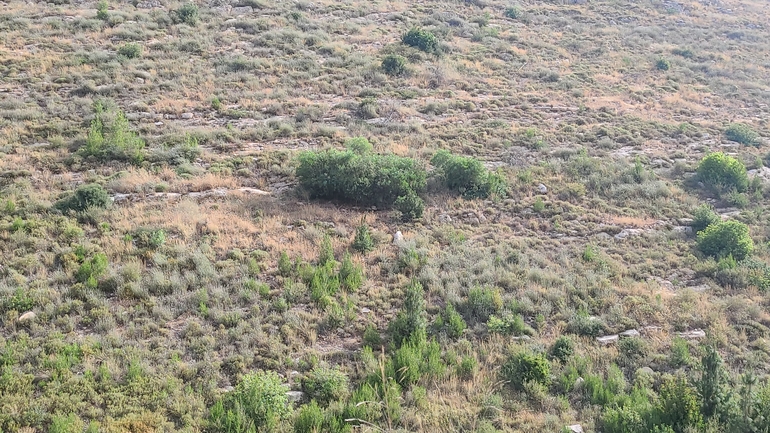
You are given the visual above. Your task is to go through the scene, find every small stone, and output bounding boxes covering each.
[469,217,480,226]
[438,213,452,223]
[567,424,583,433]
[393,231,403,244]
[135,77,144,84]
[537,183,548,194]
[360,307,371,314]
[181,112,194,119]
[286,391,304,403]
[232,5,253,14]
[619,329,640,338]
[18,311,36,323]
[597,334,619,345]
[677,329,706,339]
[574,377,585,388]
[154,121,164,126]
[237,187,270,195]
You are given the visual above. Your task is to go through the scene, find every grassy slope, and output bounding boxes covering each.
[0,0,770,431]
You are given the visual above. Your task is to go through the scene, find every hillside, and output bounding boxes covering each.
[1,0,770,431]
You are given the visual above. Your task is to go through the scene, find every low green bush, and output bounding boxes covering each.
[117,43,142,59]
[697,152,748,192]
[301,366,350,406]
[431,150,507,199]
[697,220,754,261]
[402,28,438,53]
[486,312,531,336]
[725,123,759,146]
[296,149,426,220]
[174,2,199,26]
[463,286,502,323]
[691,204,720,233]
[500,351,550,390]
[549,336,575,364]
[656,58,671,71]
[352,223,375,254]
[381,54,407,76]
[80,102,145,163]
[207,371,290,432]
[55,183,110,213]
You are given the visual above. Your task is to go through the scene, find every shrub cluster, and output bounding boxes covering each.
[207,371,289,432]
[431,150,507,199]
[725,123,759,146]
[55,183,110,213]
[296,147,426,220]
[500,351,550,390]
[402,28,438,53]
[80,102,145,163]
[381,54,407,76]
[697,220,754,261]
[697,152,748,192]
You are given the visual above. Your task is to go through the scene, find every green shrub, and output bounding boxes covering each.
[402,27,438,53]
[338,252,363,292]
[725,123,759,146]
[352,223,375,254]
[55,183,110,213]
[174,2,199,26]
[1,288,34,313]
[464,286,502,323]
[117,43,142,59]
[431,150,507,199]
[278,251,293,277]
[318,235,335,266]
[549,336,574,364]
[389,341,422,387]
[691,204,720,233]
[344,137,373,154]
[655,375,703,433]
[96,0,109,20]
[697,220,753,261]
[131,228,166,250]
[394,191,424,221]
[656,58,671,71]
[80,102,145,163]
[500,352,550,390]
[504,6,522,19]
[388,280,427,346]
[294,401,324,433]
[75,252,108,289]
[567,311,606,337]
[296,149,426,220]
[207,370,290,432]
[669,337,691,368]
[486,312,531,336]
[381,54,407,76]
[434,304,466,339]
[301,366,350,406]
[697,152,748,192]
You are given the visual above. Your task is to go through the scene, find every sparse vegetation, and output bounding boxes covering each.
[725,123,759,146]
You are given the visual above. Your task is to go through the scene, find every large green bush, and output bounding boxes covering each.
[207,370,290,433]
[431,150,507,199]
[697,220,754,261]
[55,183,110,213]
[697,152,748,192]
[296,149,426,220]
[301,366,350,406]
[500,352,550,390]
[725,123,759,146]
[80,102,145,163]
[402,28,438,53]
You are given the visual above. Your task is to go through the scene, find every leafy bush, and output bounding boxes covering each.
[655,375,703,432]
[656,58,671,71]
[80,102,145,163]
[725,123,759,146]
[278,251,293,277]
[402,28,438,53]
[344,137,373,154]
[296,149,427,220]
[207,370,290,433]
[75,252,108,289]
[55,183,110,213]
[500,352,550,390]
[117,43,142,59]
[697,220,754,261]
[174,2,199,26]
[388,280,427,346]
[431,150,507,199]
[697,152,748,192]
[567,311,606,337]
[394,192,424,221]
[381,54,407,76]
[352,223,375,254]
[549,336,575,364]
[486,312,532,336]
[96,0,109,20]
[433,304,466,339]
[338,252,363,292]
[463,286,502,323]
[301,366,350,406]
[691,204,720,233]
[504,6,522,19]
[294,401,324,433]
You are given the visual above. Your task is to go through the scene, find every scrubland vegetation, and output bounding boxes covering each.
[1,0,770,431]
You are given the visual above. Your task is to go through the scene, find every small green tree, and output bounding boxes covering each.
[655,375,703,433]
[117,43,142,59]
[697,220,753,261]
[301,366,350,406]
[500,351,550,390]
[697,346,731,422]
[381,54,407,76]
[656,58,671,71]
[207,371,290,433]
[55,183,110,213]
[96,0,109,20]
[388,280,427,346]
[352,223,375,254]
[402,28,438,53]
[697,152,748,192]
[174,2,199,26]
[691,204,720,234]
[431,150,507,199]
[548,336,575,364]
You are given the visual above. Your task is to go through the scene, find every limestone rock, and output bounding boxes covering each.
[286,391,304,403]
[566,424,583,433]
[677,329,706,339]
[393,231,403,244]
[18,311,36,323]
[537,183,548,194]
[597,334,619,345]
[619,329,640,338]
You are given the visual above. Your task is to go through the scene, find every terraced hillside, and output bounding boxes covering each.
[1,0,770,431]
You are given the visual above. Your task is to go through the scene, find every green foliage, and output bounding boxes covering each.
[387,337,445,388]
[117,42,142,59]
[697,152,748,192]
[388,280,427,346]
[725,123,759,146]
[131,228,166,250]
[55,183,110,213]
[656,58,671,71]
[549,336,575,364]
[691,204,720,234]
[486,312,531,336]
[394,191,424,221]
[344,137,373,154]
[1,288,34,313]
[698,346,731,422]
[293,401,324,433]
[80,102,145,163]
[301,366,350,406]
[318,235,335,266]
[402,27,438,53]
[668,337,691,368]
[504,6,522,19]
[338,252,364,292]
[50,413,84,433]
[278,251,293,277]
[296,149,426,220]
[431,150,507,199]
[433,304,466,339]
[464,286,502,323]
[207,370,290,433]
[96,0,109,20]
[567,311,606,337]
[655,375,703,433]
[697,220,754,261]
[351,223,375,254]
[500,351,550,391]
[381,54,407,76]
[75,252,108,289]
[174,2,199,26]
